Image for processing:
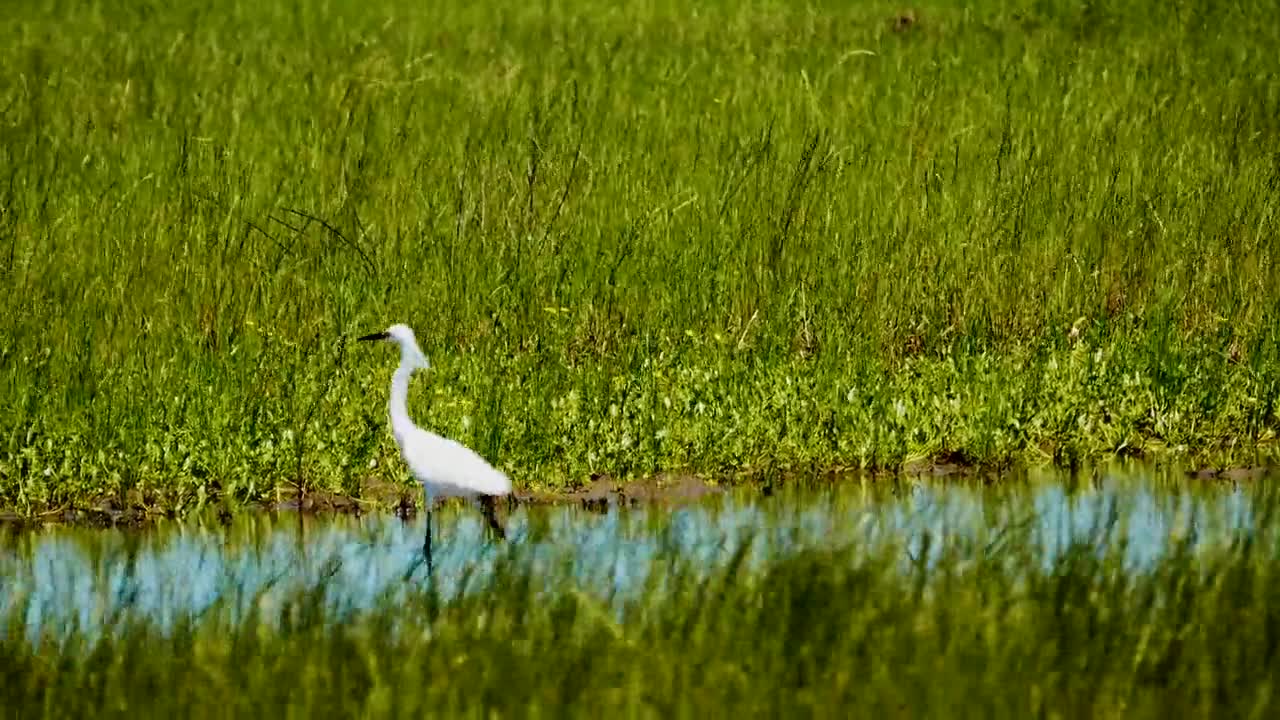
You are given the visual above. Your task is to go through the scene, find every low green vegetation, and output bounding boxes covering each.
[3,483,1279,717]
[2,0,1278,516]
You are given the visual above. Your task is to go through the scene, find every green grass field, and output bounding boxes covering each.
[4,485,1280,718]
[2,0,1279,516]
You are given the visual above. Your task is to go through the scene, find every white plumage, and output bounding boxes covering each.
[359,323,511,568]
[394,427,511,500]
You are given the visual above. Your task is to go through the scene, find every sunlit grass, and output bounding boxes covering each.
[1,0,1278,515]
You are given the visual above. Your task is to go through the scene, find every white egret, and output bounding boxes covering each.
[358,323,512,570]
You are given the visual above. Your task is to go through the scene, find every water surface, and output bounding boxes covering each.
[0,463,1267,639]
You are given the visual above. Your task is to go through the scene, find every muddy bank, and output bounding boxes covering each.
[0,473,735,532]
[1,463,1273,533]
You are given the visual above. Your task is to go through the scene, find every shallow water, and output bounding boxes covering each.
[0,463,1268,639]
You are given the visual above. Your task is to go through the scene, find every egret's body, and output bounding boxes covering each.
[359,324,511,568]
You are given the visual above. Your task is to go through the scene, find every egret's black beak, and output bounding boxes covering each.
[358,331,389,342]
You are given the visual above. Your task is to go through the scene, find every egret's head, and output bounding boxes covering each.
[358,323,429,368]
[386,323,416,344]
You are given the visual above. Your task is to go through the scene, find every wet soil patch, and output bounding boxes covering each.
[1,462,1273,533]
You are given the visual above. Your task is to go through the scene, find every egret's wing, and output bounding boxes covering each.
[400,427,512,497]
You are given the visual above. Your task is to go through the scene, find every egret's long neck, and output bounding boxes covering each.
[389,342,426,438]
[388,360,416,439]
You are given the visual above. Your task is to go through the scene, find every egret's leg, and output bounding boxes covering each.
[423,491,434,572]
[479,495,507,541]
